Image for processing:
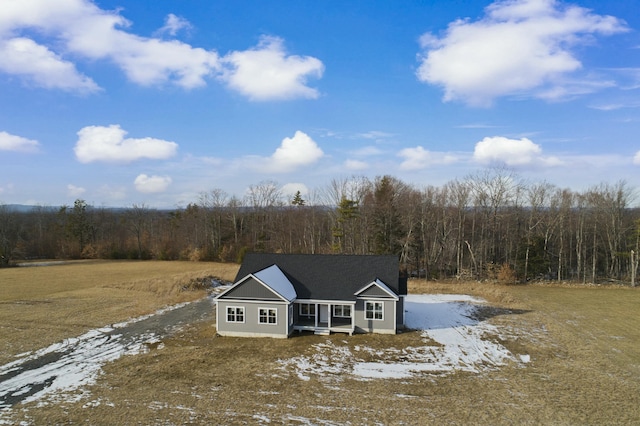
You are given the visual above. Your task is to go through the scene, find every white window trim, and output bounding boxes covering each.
[259,307,278,325]
[299,303,316,317]
[333,304,351,318]
[289,304,294,326]
[365,301,384,321]
[226,306,245,323]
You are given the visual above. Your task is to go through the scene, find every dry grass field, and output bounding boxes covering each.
[2,262,640,425]
[0,260,239,365]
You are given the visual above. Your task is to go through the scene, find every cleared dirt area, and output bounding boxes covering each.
[1,262,640,424]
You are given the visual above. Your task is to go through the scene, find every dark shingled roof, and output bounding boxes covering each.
[235,253,405,301]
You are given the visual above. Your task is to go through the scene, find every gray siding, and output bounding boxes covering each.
[354,298,397,334]
[216,300,291,338]
[358,284,395,298]
[220,277,281,300]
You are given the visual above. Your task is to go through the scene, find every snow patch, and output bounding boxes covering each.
[253,414,272,423]
[0,301,191,412]
[278,294,529,380]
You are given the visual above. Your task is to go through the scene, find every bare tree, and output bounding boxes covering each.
[323,176,372,254]
[126,203,151,259]
[446,179,471,278]
[522,181,554,281]
[246,180,282,209]
[0,204,19,266]
[226,196,244,247]
[549,188,573,281]
[632,249,637,287]
[246,180,283,251]
[1,175,638,284]
[199,188,228,259]
[467,167,523,275]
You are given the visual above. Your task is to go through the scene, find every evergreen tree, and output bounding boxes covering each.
[291,191,305,206]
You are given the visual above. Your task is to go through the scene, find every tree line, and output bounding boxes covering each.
[1,169,639,284]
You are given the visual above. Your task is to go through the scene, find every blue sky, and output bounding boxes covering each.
[1,0,639,207]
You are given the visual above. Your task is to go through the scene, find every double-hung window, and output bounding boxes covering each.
[226,306,244,323]
[259,308,277,324]
[365,301,383,320]
[333,304,351,318]
[299,303,316,317]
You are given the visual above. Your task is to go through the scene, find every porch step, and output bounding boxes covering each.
[314,329,331,336]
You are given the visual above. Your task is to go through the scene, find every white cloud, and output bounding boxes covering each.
[156,14,192,37]
[0,38,99,93]
[535,77,615,101]
[443,154,458,164]
[417,0,628,106]
[589,103,624,111]
[0,1,324,97]
[473,136,562,166]
[74,125,178,163]
[220,36,324,101]
[398,146,458,170]
[67,184,86,197]
[259,131,324,173]
[0,130,40,153]
[64,14,219,89]
[634,151,640,165]
[398,146,433,170]
[590,101,640,111]
[281,183,309,199]
[355,131,394,140]
[103,37,218,89]
[344,159,368,171]
[97,184,127,201]
[198,155,224,166]
[0,183,14,196]
[0,0,218,90]
[134,174,172,193]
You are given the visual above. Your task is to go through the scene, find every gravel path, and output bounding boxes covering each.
[0,296,215,410]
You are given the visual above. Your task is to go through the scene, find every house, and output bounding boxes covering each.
[215,253,407,338]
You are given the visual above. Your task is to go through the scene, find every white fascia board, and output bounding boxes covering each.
[214,298,289,305]
[354,279,399,300]
[214,276,250,299]
[215,268,296,302]
[253,264,297,302]
[294,299,356,305]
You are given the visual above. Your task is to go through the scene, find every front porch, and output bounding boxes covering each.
[293,301,355,335]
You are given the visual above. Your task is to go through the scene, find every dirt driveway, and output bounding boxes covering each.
[0,296,216,410]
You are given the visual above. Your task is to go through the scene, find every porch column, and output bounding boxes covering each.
[314,303,318,328]
[350,305,355,335]
[328,303,332,329]
[350,305,354,331]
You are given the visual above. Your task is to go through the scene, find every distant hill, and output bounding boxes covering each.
[3,204,60,213]
[1,204,170,213]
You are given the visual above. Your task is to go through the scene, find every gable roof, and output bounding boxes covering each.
[253,264,297,302]
[354,278,399,300]
[235,253,401,301]
[217,264,297,302]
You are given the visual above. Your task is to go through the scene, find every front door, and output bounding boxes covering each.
[319,304,329,324]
